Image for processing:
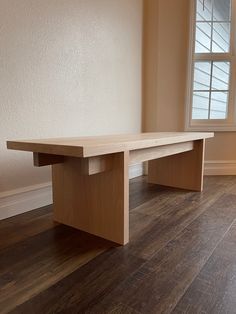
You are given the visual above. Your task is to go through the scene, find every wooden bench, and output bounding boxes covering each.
[7,132,214,245]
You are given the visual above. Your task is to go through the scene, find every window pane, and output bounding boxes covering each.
[212,62,230,90]
[212,22,230,52]
[192,92,210,119]
[195,0,231,53]
[192,61,230,120]
[210,92,228,119]
[195,22,211,53]
[213,0,231,21]
[194,62,211,90]
[196,0,213,21]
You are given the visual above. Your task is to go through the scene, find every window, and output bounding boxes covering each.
[186,0,236,130]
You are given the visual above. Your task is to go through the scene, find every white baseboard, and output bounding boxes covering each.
[0,183,53,220]
[0,164,144,221]
[204,160,236,175]
[129,163,144,179]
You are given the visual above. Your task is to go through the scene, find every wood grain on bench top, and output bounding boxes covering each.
[7,132,214,158]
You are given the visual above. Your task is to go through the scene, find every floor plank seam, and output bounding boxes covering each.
[2,177,236,313]
[170,217,236,314]
[108,194,236,313]
[133,191,223,263]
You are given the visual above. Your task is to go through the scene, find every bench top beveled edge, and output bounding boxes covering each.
[7,132,214,158]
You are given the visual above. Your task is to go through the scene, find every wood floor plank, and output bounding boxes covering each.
[0,225,114,313]
[134,176,236,218]
[172,220,236,314]
[0,205,54,250]
[125,176,236,259]
[224,177,236,196]
[0,205,51,228]
[129,176,168,210]
[11,249,145,314]
[85,193,236,314]
[107,303,141,314]
[1,176,236,313]
[128,176,236,248]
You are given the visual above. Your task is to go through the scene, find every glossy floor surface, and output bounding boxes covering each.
[1,176,236,313]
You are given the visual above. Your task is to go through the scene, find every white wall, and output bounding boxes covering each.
[0,0,143,199]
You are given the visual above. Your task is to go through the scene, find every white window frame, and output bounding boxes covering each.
[185,0,236,131]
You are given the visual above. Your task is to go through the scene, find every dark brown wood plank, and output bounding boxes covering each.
[0,225,114,313]
[127,175,236,259]
[84,193,236,314]
[0,205,54,250]
[172,221,236,314]
[129,176,170,210]
[107,303,141,314]
[1,176,236,313]
[10,249,145,314]
[10,180,236,314]
[129,176,233,246]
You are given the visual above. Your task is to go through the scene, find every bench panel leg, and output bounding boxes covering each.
[52,152,129,245]
[148,139,205,192]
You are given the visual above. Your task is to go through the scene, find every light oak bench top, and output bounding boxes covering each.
[7,132,214,158]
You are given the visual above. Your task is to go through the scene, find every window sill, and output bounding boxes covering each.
[185,123,236,132]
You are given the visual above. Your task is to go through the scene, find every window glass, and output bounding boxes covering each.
[195,0,231,53]
[192,61,230,120]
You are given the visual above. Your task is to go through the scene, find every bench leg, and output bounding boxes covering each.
[148,139,205,192]
[52,152,129,245]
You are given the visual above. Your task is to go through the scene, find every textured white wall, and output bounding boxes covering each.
[0,0,142,193]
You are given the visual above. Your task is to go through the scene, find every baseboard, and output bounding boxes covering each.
[129,163,144,179]
[0,164,144,221]
[204,160,236,175]
[0,183,53,220]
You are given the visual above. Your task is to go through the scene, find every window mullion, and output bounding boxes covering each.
[210,0,214,53]
[194,53,232,61]
[208,61,214,119]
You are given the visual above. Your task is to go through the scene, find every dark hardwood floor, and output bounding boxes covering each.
[1,176,236,313]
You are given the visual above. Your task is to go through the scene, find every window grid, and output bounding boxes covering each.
[192,0,232,121]
[193,61,230,120]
